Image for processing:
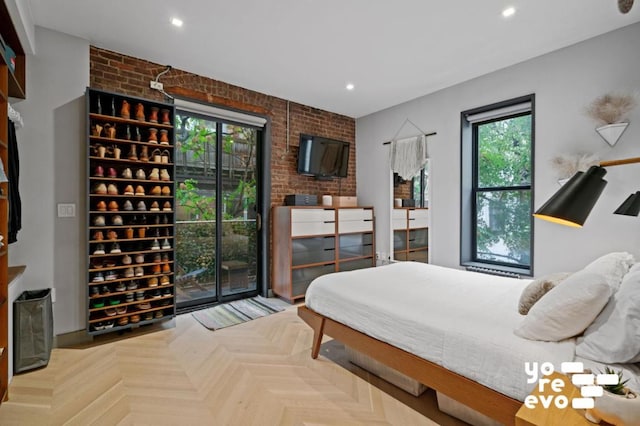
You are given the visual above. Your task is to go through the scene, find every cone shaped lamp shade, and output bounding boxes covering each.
[614,191,640,216]
[533,165,607,227]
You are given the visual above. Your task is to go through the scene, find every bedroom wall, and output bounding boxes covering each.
[357,22,640,276]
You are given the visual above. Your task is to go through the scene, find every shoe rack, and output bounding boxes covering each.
[0,1,26,404]
[86,88,176,335]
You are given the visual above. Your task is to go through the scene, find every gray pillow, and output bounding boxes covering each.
[518,272,571,315]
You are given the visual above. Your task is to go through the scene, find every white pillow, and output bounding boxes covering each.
[575,263,640,363]
[514,269,611,341]
[582,252,635,292]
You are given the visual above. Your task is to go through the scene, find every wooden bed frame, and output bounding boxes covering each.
[298,305,521,426]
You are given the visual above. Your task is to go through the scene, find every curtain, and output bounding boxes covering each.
[8,119,21,243]
[389,135,427,180]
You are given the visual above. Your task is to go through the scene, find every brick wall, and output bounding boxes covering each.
[90,46,356,207]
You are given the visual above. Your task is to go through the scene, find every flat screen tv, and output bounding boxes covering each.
[297,134,350,179]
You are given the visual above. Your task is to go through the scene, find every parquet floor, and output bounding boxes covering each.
[0,306,461,425]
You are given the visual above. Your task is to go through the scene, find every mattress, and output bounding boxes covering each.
[306,262,577,401]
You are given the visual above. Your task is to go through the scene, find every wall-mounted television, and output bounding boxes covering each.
[297,134,350,179]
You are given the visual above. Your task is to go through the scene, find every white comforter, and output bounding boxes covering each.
[305,262,577,401]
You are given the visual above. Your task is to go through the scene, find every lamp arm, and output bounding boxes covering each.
[600,156,640,167]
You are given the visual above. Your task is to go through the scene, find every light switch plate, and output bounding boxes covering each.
[57,203,76,218]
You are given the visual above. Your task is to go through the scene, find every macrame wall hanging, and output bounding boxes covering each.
[384,118,436,180]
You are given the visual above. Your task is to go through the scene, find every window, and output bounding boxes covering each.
[460,95,534,275]
[411,163,429,207]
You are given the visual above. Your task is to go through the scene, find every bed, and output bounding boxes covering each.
[298,261,640,425]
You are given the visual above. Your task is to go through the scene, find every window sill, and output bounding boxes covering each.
[461,261,531,278]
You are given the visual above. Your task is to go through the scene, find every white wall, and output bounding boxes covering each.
[10,26,89,334]
[357,22,640,277]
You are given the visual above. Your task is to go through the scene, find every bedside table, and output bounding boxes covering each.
[515,372,606,426]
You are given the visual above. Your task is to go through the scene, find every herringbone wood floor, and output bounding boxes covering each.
[0,306,465,425]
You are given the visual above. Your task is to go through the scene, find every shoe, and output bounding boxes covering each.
[160,169,170,181]
[91,286,100,297]
[127,145,137,161]
[151,239,160,250]
[161,287,172,296]
[159,129,169,145]
[94,215,106,226]
[148,128,158,143]
[135,103,145,121]
[92,272,105,282]
[134,266,144,277]
[151,289,162,298]
[122,167,133,179]
[162,201,172,211]
[137,201,147,211]
[150,185,162,195]
[149,168,160,181]
[148,277,159,287]
[96,201,107,212]
[123,267,134,278]
[137,302,151,310]
[150,201,160,211]
[139,145,149,162]
[161,239,171,249]
[112,215,123,226]
[93,322,105,331]
[110,243,121,254]
[121,100,130,119]
[108,201,119,211]
[93,243,106,255]
[127,280,139,290]
[136,169,146,180]
[153,253,162,263]
[151,149,162,163]
[135,290,146,301]
[125,227,134,239]
[104,320,115,329]
[123,185,134,195]
[161,253,169,262]
[107,230,118,240]
[144,312,154,321]
[135,185,145,196]
[108,167,117,178]
[94,183,107,194]
[162,215,169,224]
[130,314,141,323]
[107,184,118,195]
[162,263,171,273]
[125,293,134,303]
[149,107,159,123]
[160,275,170,285]
[116,306,127,315]
[123,200,134,211]
[161,186,171,196]
[155,310,164,319]
[101,285,111,295]
[151,264,161,274]
[94,165,104,177]
[160,299,171,306]
[137,227,146,238]
[115,282,126,292]
[117,317,129,326]
[109,297,120,305]
[105,308,117,317]
[135,254,145,264]
[105,270,118,280]
[161,150,170,163]
[161,109,171,125]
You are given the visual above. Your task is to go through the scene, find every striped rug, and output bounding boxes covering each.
[191,296,290,330]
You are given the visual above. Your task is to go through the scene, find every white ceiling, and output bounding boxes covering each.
[26,0,640,118]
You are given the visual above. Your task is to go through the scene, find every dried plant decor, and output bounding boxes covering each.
[586,93,637,126]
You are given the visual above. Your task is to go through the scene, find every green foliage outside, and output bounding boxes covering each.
[475,114,532,266]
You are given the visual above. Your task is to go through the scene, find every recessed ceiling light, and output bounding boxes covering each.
[346,83,355,91]
[502,7,516,17]
[171,17,183,27]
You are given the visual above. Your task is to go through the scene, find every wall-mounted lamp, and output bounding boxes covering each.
[533,156,640,227]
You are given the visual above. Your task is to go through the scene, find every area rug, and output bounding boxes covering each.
[191,296,290,330]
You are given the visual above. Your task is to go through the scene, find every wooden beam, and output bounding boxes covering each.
[165,86,268,115]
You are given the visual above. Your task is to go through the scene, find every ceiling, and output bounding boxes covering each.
[26,0,640,118]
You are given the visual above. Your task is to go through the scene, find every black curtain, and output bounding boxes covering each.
[8,119,21,243]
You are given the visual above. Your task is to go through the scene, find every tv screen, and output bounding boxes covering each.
[297,134,350,178]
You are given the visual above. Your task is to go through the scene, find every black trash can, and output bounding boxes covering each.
[13,289,54,374]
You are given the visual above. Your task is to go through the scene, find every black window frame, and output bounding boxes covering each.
[460,94,535,276]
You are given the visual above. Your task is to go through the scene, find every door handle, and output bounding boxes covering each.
[256,213,262,231]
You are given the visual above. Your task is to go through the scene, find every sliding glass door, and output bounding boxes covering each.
[174,109,261,311]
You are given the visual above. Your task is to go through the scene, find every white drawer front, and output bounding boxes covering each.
[291,209,335,223]
[392,209,407,230]
[392,219,406,230]
[408,209,429,229]
[339,219,373,233]
[291,221,335,237]
[338,208,372,222]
